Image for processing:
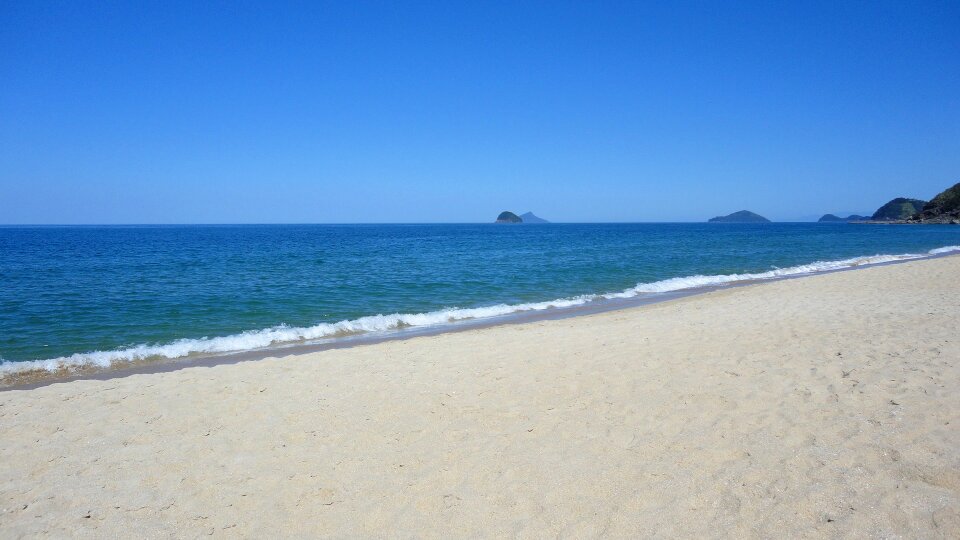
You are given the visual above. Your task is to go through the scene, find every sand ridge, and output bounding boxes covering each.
[1,256,958,537]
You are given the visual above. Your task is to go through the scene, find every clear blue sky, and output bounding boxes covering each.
[1,1,958,223]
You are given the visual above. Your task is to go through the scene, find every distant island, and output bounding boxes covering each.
[495,211,522,223]
[818,214,869,222]
[870,198,927,221]
[708,210,771,223]
[519,212,549,224]
[495,211,550,224]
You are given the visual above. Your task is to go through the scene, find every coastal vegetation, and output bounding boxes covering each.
[852,182,960,224]
[870,198,927,221]
[907,182,960,224]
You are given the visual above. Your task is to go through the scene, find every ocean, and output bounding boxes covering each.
[1,223,958,380]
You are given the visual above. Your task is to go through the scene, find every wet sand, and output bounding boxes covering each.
[1,255,958,537]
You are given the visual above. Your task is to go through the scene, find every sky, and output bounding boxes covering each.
[1,1,958,223]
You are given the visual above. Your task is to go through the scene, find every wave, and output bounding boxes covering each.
[2,245,958,379]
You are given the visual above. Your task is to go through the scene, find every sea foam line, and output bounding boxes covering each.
[2,245,958,377]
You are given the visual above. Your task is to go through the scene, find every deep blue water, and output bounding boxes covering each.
[0,223,957,372]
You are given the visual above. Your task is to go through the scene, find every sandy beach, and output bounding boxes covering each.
[1,256,958,538]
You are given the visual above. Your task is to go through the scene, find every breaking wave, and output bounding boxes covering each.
[3,245,958,379]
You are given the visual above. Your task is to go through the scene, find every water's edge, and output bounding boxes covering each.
[3,246,958,391]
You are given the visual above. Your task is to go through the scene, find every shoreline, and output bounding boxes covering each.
[1,253,957,536]
[3,247,959,390]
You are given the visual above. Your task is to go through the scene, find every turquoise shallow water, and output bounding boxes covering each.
[1,223,958,373]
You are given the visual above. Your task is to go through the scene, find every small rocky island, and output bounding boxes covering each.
[519,212,549,224]
[708,210,771,223]
[819,214,869,222]
[495,211,522,223]
[495,211,550,224]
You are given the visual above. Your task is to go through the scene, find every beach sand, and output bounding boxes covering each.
[1,256,958,538]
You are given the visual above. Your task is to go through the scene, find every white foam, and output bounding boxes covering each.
[929,245,960,255]
[2,245,957,378]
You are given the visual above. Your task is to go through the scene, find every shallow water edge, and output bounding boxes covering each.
[4,247,957,391]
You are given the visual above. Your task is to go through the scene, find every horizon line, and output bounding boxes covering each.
[0,220,844,227]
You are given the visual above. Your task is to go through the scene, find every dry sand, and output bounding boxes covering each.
[1,256,958,538]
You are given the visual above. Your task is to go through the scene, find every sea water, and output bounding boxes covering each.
[1,223,957,378]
